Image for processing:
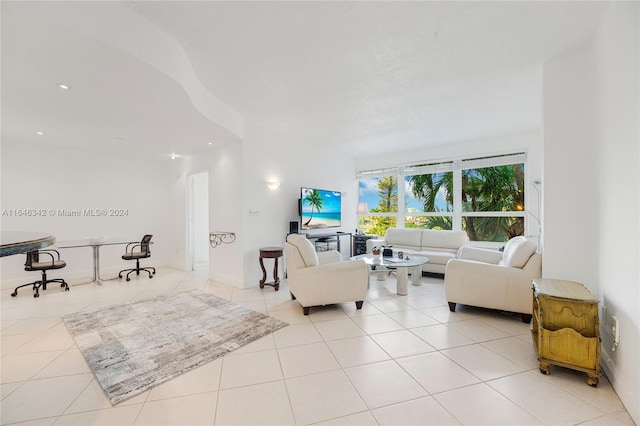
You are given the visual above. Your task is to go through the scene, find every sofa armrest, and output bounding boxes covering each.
[291,259,369,306]
[444,259,538,315]
[456,246,504,264]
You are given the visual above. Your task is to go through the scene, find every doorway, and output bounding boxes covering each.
[187,172,209,271]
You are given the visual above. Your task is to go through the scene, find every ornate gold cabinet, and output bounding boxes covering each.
[531,279,601,386]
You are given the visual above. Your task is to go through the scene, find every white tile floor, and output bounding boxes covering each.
[0,267,634,425]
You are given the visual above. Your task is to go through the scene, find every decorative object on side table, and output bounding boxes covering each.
[371,246,381,256]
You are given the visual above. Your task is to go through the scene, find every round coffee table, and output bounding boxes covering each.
[350,254,428,295]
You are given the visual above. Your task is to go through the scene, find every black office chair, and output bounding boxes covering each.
[118,234,156,281]
[12,249,69,298]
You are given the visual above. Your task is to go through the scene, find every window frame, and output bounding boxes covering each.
[357,152,528,244]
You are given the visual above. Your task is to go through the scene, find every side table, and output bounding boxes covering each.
[531,278,601,386]
[259,247,283,291]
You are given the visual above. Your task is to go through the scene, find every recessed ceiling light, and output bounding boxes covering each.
[208,142,213,145]
[36,131,45,136]
[57,83,71,90]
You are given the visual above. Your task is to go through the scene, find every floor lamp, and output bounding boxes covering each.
[356,202,369,235]
[527,180,542,253]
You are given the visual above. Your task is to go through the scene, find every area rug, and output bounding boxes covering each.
[62,290,288,404]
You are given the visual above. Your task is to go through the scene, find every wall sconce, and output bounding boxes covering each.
[266,181,281,190]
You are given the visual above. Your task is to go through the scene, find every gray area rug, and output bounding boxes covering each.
[62,290,288,404]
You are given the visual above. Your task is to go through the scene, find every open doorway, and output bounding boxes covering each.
[187,172,209,271]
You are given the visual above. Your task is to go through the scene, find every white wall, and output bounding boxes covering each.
[189,172,209,267]
[165,144,245,286]
[239,122,358,287]
[0,140,174,287]
[210,143,244,287]
[543,2,639,422]
[594,2,639,421]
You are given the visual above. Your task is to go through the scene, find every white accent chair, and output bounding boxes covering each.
[444,236,541,322]
[284,234,368,315]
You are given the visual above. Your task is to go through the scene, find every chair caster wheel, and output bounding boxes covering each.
[34,293,39,298]
[118,274,123,279]
[11,292,17,297]
[149,275,153,279]
[126,277,130,282]
[65,287,70,292]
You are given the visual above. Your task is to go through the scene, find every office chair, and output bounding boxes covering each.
[12,249,69,298]
[118,234,156,281]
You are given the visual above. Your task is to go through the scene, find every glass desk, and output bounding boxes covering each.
[57,238,132,285]
[350,254,428,295]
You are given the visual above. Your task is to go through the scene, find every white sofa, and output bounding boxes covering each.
[444,236,541,322]
[284,234,368,315]
[366,228,469,274]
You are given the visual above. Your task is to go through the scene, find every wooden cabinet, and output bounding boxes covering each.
[531,279,601,386]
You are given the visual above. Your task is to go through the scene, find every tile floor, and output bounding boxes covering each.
[0,267,634,425]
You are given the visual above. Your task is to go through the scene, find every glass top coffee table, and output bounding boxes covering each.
[350,254,429,295]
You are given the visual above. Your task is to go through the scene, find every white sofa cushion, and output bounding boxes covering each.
[420,229,469,251]
[287,234,319,267]
[500,236,537,268]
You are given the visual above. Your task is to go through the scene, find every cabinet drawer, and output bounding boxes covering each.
[539,327,599,369]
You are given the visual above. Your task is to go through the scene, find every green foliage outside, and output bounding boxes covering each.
[361,176,398,236]
[407,164,525,241]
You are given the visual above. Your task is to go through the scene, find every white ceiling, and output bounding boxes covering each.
[1,1,609,160]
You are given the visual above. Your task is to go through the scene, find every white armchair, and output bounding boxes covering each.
[444,236,541,322]
[284,234,368,315]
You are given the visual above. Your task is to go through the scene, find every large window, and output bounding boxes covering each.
[357,153,527,242]
[357,175,398,236]
[405,170,453,230]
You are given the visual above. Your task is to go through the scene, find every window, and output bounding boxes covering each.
[357,153,527,242]
[404,170,453,230]
[460,163,525,242]
[357,175,398,236]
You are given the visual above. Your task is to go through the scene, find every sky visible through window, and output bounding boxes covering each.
[358,178,449,213]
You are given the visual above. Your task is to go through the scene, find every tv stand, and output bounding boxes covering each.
[305,232,352,257]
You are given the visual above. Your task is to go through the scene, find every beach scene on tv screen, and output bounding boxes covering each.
[301,188,341,229]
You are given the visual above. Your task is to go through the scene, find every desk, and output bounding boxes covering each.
[57,238,131,285]
[0,231,55,257]
[305,232,352,257]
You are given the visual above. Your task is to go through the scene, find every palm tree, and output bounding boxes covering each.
[463,165,523,241]
[408,172,453,212]
[409,165,524,241]
[302,189,324,226]
[408,172,453,230]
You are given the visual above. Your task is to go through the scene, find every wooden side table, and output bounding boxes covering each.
[259,247,283,291]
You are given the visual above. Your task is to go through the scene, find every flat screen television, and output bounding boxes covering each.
[300,187,341,230]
